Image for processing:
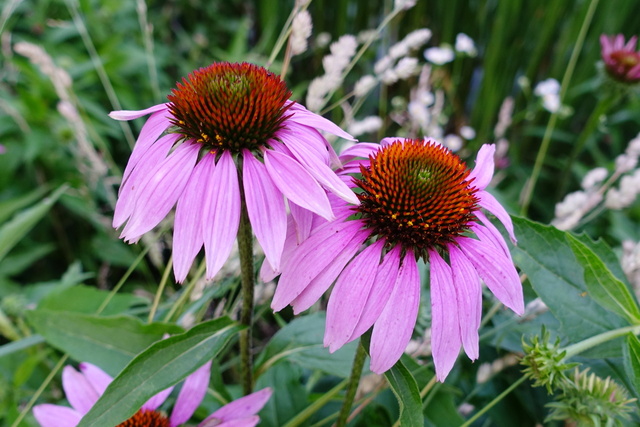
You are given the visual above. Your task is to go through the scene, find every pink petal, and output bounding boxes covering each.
[600,35,613,55]
[369,253,421,374]
[113,134,178,228]
[339,143,381,163]
[324,241,384,351]
[472,211,510,257]
[289,201,315,244]
[467,144,495,190]
[457,236,524,315]
[79,363,113,396]
[61,366,100,415]
[271,220,364,311]
[203,151,241,279]
[206,388,272,422]
[143,387,173,411]
[120,142,200,242]
[243,151,287,272]
[206,418,260,427]
[276,122,330,164]
[624,35,638,51]
[613,34,625,50]
[173,155,213,282]
[350,245,401,341]
[264,149,334,220]
[477,190,516,243]
[287,102,355,141]
[428,249,462,382]
[33,404,82,427]
[448,244,481,361]
[260,216,298,281]
[109,103,169,121]
[170,361,211,426]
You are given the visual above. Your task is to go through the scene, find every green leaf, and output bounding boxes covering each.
[255,362,308,427]
[38,285,146,316]
[26,309,183,375]
[0,185,68,262]
[623,333,640,398]
[384,359,423,427]
[77,317,243,427]
[0,186,48,224]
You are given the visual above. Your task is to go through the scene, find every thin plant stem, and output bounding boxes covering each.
[266,1,311,69]
[459,376,527,427]
[163,260,206,322]
[135,0,161,102]
[520,0,600,215]
[97,245,151,314]
[335,341,368,427]
[562,324,640,359]
[148,256,173,323]
[284,379,349,427]
[420,374,438,399]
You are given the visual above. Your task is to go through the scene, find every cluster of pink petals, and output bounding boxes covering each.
[600,34,640,83]
[269,140,524,381]
[33,361,272,427]
[110,101,359,282]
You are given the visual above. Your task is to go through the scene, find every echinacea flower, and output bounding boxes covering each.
[270,138,524,381]
[600,34,640,83]
[33,361,272,427]
[110,62,358,282]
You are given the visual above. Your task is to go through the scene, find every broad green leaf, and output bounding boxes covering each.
[0,185,68,262]
[623,333,640,398]
[26,310,183,375]
[568,235,640,324]
[0,186,48,223]
[77,317,242,427]
[384,358,423,427]
[38,285,146,316]
[0,335,44,359]
[256,362,308,427]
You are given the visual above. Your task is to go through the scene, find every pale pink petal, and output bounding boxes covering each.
[33,404,82,427]
[264,149,334,220]
[324,241,384,351]
[600,35,613,56]
[78,363,113,396]
[113,134,178,228]
[369,253,421,374]
[457,236,524,315]
[143,387,173,411]
[61,366,100,415]
[276,122,330,164]
[260,216,298,281]
[472,211,510,257]
[287,102,355,140]
[170,361,211,426]
[203,151,241,279]
[339,143,381,162]
[289,201,315,244]
[350,246,401,341]
[271,220,363,311]
[448,244,481,360]
[614,34,625,50]
[120,142,200,241]
[467,144,495,190]
[477,190,516,243]
[428,249,462,382]
[109,103,169,121]
[243,151,287,272]
[205,388,272,422]
[624,35,638,51]
[202,417,259,427]
[173,155,213,282]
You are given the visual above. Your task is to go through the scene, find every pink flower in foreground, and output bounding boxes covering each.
[600,34,640,83]
[270,139,524,381]
[110,62,358,282]
[33,361,272,427]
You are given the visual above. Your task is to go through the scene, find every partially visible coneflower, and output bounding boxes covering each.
[110,62,358,282]
[33,361,272,427]
[600,34,640,84]
[270,138,523,381]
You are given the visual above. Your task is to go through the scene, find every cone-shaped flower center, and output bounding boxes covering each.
[116,409,170,427]
[610,50,640,70]
[168,62,292,153]
[354,139,479,254]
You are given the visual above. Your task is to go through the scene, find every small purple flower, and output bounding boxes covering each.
[270,139,524,381]
[110,62,358,282]
[33,361,272,427]
[600,34,640,83]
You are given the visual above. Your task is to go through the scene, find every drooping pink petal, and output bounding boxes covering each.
[264,149,334,220]
[448,244,481,361]
[369,253,421,374]
[206,417,260,427]
[61,366,100,415]
[472,211,510,257]
[173,154,214,282]
[33,404,82,427]
[457,236,524,315]
[271,220,364,311]
[204,388,272,423]
[142,387,174,411]
[120,142,200,242]
[108,103,169,121]
[349,246,401,341]
[324,241,384,351]
[275,122,330,164]
[428,249,462,382]
[169,361,212,426]
[202,151,241,280]
[243,151,287,272]
[467,144,495,190]
[289,201,315,244]
[477,190,516,243]
[113,134,178,228]
[287,102,355,141]
[78,363,113,396]
[339,143,381,163]
[260,216,298,281]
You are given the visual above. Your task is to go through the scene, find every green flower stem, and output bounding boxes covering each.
[520,0,600,215]
[562,324,640,359]
[336,340,368,427]
[163,260,206,322]
[148,256,172,323]
[283,379,349,427]
[460,376,527,427]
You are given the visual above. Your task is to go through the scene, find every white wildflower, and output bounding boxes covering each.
[394,0,417,11]
[615,153,638,174]
[374,55,394,74]
[394,57,418,79]
[541,94,561,113]
[424,46,454,65]
[381,69,399,85]
[554,191,588,221]
[408,101,430,129]
[581,167,608,191]
[315,32,331,48]
[443,134,463,152]
[455,33,477,56]
[389,42,409,60]
[460,125,476,140]
[534,78,560,96]
[404,29,432,49]
[354,75,377,97]
[347,116,383,137]
[625,133,640,157]
[290,10,313,56]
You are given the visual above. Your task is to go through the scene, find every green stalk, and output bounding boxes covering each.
[336,341,368,427]
[283,379,349,427]
[148,256,172,323]
[460,376,527,427]
[562,324,640,359]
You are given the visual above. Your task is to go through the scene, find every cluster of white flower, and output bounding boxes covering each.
[533,78,561,113]
[424,46,454,65]
[605,134,640,209]
[290,9,312,56]
[455,33,477,56]
[621,240,640,298]
[374,28,432,85]
[347,116,383,138]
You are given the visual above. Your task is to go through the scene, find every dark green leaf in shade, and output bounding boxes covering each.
[383,359,424,427]
[38,285,147,316]
[623,333,640,398]
[255,362,308,427]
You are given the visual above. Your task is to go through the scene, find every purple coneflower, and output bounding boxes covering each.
[110,62,358,282]
[33,361,272,427]
[270,138,524,381]
[600,34,640,83]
